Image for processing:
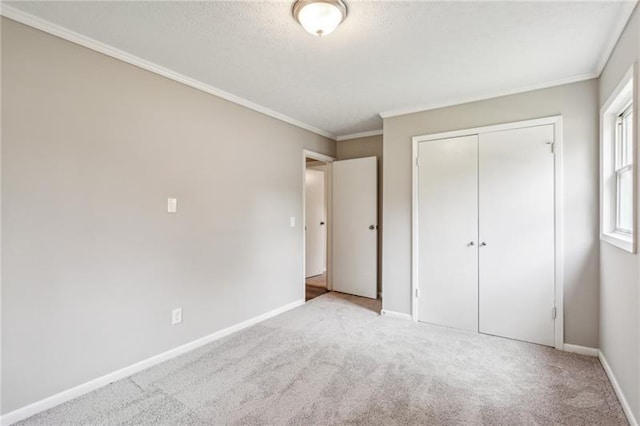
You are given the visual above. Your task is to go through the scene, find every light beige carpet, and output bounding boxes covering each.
[19,293,626,425]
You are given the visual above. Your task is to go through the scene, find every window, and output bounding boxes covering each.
[615,103,633,234]
[601,64,636,253]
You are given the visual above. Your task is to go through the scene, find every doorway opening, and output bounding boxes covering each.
[304,156,329,301]
[302,150,380,311]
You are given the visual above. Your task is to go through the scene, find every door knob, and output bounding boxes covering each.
[320,222,325,226]
[468,241,475,246]
[481,242,487,246]
[369,225,375,230]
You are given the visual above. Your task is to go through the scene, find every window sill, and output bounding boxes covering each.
[601,231,635,253]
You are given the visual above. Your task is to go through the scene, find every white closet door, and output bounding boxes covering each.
[479,125,555,346]
[332,157,378,299]
[418,135,478,332]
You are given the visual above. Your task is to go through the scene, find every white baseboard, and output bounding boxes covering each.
[380,309,412,320]
[598,350,639,426]
[0,299,305,426]
[563,344,599,357]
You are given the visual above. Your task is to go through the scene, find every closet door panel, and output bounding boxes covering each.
[478,125,555,346]
[418,135,478,332]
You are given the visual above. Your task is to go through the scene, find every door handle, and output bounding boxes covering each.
[480,242,487,247]
[320,222,325,226]
[468,241,475,246]
[369,225,375,230]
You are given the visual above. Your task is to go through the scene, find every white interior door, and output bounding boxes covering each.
[418,135,479,331]
[479,125,555,347]
[305,167,326,278]
[332,157,377,299]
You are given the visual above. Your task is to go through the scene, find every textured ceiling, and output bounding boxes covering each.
[5,1,637,138]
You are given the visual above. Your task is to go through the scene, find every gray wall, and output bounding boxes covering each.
[382,79,600,348]
[1,18,335,414]
[336,135,383,293]
[598,4,639,421]
[336,135,383,161]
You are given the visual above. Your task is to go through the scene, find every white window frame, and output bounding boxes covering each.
[615,102,633,234]
[600,64,637,253]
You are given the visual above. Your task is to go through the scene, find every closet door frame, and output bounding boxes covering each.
[411,115,564,350]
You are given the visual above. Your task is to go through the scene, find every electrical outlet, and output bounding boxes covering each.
[172,308,182,325]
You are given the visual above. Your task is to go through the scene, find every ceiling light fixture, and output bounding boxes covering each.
[293,0,347,37]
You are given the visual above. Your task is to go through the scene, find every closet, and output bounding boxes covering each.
[416,122,557,347]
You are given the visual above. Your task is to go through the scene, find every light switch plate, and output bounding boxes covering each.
[290,216,296,227]
[172,308,182,325]
[167,198,177,213]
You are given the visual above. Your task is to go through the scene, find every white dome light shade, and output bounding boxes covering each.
[293,0,347,37]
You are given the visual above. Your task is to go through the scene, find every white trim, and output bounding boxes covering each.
[0,15,4,422]
[598,350,639,426]
[303,150,336,164]
[302,150,336,294]
[380,309,412,320]
[595,1,638,76]
[0,5,336,141]
[412,116,564,144]
[3,1,633,140]
[600,64,637,254]
[0,299,304,426]
[380,73,596,119]
[563,344,599,357]
[553,118,565,351]
[382,1,637,122]
[411,116,565,350]
[336,129,383,142]
[601,232,634,252]
[411,137,419,322]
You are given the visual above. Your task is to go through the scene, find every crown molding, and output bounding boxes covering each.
[0,5,337,141]
[595,1,638,75]
[379,2,637,121]
[3,1,635,138]
[336,129,383,141]
[380,72,598,119]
